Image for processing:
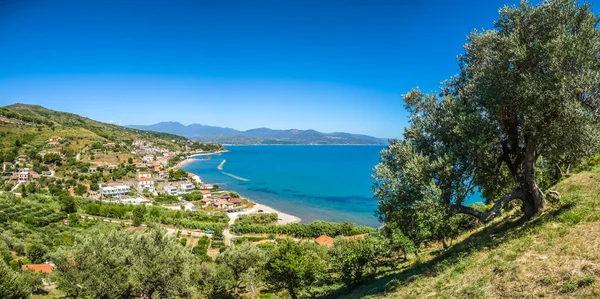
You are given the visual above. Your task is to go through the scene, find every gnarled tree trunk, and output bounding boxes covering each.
[455,139,546,222]
[521,139,546,218]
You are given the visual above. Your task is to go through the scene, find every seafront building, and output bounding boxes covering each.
[101,185,131,198]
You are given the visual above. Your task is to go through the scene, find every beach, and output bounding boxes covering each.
[226,202,301,225]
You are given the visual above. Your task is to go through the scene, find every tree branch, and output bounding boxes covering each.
[454,187,524,223]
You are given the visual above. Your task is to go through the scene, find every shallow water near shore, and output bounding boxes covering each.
[183,145,385,227]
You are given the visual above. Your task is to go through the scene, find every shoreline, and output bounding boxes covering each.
[173,150,229,169]
[175,149,303,224]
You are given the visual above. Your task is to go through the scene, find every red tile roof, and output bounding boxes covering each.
[314,235,335,247]
[200,190,211,194]
[21,264,54,274]
[229,198,243,204]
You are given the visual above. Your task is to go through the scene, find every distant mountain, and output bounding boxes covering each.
[126,122,388,145]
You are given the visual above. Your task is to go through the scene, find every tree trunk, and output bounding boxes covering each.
[456,139,546,221]
[521,139,546,218]
[288,288,298,299]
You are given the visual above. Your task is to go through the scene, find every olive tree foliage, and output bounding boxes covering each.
[329,235,388,288]
[51,227,198,299]
[216,242,265,294]
[263,240,329,299]
[0,260,29,299]
[374,0,600,240]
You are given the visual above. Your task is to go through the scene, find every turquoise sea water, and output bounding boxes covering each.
[183,145,385,227]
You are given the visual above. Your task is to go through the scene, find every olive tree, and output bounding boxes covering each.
[375,0,600,239]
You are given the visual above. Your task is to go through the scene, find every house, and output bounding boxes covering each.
[49,136,61,142]
[163,185,178,195]
[137,177,155,192]
[180,183,194,193]
[137,171,152,179]
[200,190,212,198]
[228,198,243,205]
[101,185,131,198]
[22,263,55,274]
[201,197,213,205]
[142,156,154,163]
[158,171,169,179]
[30,173,41,180]
[213,199,229,209]
[18,154,26,161]
[47,141,58,147]
[18,171,29,182]
[200,184,214,190]
[314,235,335,247]
[188,173,202,183]
[219,194,231,200]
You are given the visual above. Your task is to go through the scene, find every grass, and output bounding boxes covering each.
[336,169,600,299]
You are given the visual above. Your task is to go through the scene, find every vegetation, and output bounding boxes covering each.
[374,0,600,251]
[231,220,375,238]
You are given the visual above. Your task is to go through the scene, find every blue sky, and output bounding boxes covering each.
[0,0,534,138]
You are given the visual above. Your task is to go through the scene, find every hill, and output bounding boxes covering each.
[342,168,600,298]
[4,104,187,148]
[126,121,388,145]
[0,104,199,167]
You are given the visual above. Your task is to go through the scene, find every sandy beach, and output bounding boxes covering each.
[226,202,301,225]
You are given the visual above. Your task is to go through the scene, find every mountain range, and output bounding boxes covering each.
[126,122,388,145]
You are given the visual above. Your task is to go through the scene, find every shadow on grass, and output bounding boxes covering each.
[320,202,577,299]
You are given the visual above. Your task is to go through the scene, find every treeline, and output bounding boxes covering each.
[231,220,375,238]
[79,200,229,232]
[234,212,278,225]
[0,108,54,127]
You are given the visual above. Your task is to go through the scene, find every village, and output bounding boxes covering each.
[1,135,252,213]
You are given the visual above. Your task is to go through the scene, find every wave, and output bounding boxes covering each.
[221,171,249,182]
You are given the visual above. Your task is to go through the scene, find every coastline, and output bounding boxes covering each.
[176,149,303,224]
[173,150,229,169]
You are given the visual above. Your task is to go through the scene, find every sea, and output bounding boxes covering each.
[183,145,385,227]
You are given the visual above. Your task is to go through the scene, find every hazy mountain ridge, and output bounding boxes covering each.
[126,122,388,145]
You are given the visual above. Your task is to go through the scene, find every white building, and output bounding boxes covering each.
[164,185,178,195]
[18,171,29,182]
[179,183,195,194]
[137,171,152,179]
[101,185,131,198]
[187,173,202,183]
[137,178,155,192]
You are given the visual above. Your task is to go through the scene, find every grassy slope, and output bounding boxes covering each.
[344,169,600,299]
[4,103,187,151]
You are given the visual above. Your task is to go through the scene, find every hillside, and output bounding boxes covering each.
[127,121,388,145]
[4,104,187,150]
[343,169,600,298]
